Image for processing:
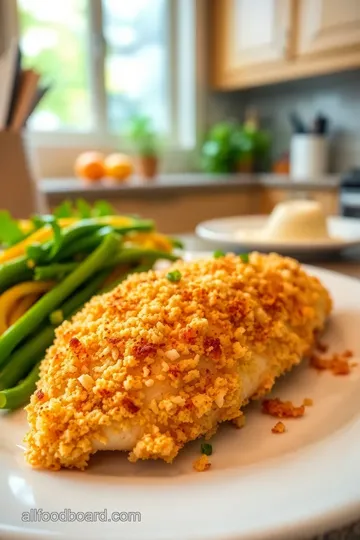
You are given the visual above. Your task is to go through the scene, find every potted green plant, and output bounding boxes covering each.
[200,119,271,174]
[200,122,238,173]
[126,115,158,179]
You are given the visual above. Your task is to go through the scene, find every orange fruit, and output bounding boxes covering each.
[74,152,105,182]
[104,153,134,182]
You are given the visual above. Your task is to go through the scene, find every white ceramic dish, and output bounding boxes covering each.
[196,215,360,255]
[0,262,360,540]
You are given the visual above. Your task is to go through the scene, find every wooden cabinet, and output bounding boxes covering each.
[259,188,339,215]
[212,0,360,89]
[225,0,290,68]
[213,0,292,88]
[297,0,360,58]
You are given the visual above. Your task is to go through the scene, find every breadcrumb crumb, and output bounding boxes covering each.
[310,349,355,376]
[165,349,180,361]
[316,341,329,353]
[77,374,94,391]
[232,415,246,429]
[303,398,313,407]
[271,421,286,434]
[193,454,211,472]
[262,398,305,418]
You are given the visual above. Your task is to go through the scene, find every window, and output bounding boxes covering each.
[103,0,169,134]
[14,0,198,153]
[17,0,170,135]
[18,0,91,131]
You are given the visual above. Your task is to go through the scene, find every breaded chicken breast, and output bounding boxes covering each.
[25,253,331,470]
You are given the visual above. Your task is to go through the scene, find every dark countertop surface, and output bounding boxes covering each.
[40,174,340,200]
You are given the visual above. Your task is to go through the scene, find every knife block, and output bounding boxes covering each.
[0,131,47,218]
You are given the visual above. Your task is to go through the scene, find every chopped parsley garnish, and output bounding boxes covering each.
[166,270,182,282]
[213,250,225,259]
[239,253,249,263]
[201,442,213,456]
[49,309,64,326]
[170,237,184,249]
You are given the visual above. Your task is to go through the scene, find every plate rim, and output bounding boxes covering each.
[0,264,360,540]
[196,215,360,251]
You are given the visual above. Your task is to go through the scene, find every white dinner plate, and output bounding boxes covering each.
[196,215,360,255]
[1,260,360,540]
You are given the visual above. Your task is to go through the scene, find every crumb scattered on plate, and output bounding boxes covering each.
[303,398,313,407]
[316,341,329,353]
[193,454,211,472]
[271,421,286,434]
[310,349,355,376]
[262,398,305,418]
[232,414,246,429]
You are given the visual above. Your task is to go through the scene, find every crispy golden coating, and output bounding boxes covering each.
[310,349,354,375]
[193,454,211,472]
[271,421,286,434]
[24,253,332,470]
[262,398,305,418]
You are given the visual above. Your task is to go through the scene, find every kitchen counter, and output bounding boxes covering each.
[40,174,341,235]
[40,173,340,200]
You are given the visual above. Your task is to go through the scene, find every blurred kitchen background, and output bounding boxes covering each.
[1,0,360,232]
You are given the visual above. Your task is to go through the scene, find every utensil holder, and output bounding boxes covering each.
[0,131,47,218]
[290,134,328,182]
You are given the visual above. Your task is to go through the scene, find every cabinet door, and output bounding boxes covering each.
[228,0,291,68]
[297,0,360,57]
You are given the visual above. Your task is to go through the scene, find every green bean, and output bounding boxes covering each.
[0,233,119,367]
[0,256,33,293]
[56,220,153,255]
[0,362,40,410]
[27,219,154,264]
[35,248,178,282]
[60,269,110,317]
[26,241,52,264]
[112,248,178,265]
[34,262,78,281]
[0,270,111,390]
[54,225,114,261]
[0,328,54,391]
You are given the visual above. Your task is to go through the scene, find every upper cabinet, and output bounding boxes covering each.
[213,0,292,88]
[227,0,291,67]
[212,0,360,90]
[297,0,360,57]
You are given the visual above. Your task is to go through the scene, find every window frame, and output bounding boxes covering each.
[2,0,206,175]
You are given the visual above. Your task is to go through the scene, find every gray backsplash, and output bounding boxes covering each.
[207,69,360,174]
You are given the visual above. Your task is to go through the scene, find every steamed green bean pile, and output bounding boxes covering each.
[0,206,180,411]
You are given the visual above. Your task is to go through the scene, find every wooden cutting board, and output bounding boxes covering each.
[0,131,47,217]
